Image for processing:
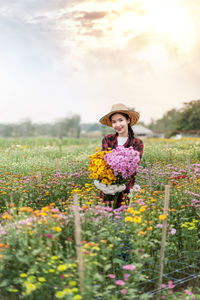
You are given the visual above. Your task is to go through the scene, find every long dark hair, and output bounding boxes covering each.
[110,112,135,147]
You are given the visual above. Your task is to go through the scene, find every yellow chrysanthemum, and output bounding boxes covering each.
[88,149,116,184]
[159,215,167,221]
[125,216,134,222]
[133,216,142,223]
[55,291,65,299]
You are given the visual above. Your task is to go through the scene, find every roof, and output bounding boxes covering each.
[132,124,153,135]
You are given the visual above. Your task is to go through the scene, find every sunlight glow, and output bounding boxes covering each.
[113,0,196,52]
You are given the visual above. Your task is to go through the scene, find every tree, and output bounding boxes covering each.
[148,108,181,137]
[69,114,81,138]
[54,114,81,138]
[0,124,15,137]
[18,119,35,137]
[81,123,102,132]
[176,100,200,130]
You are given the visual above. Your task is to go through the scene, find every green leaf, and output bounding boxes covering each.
[104,264,111,272]
[105,285,115,290]
[0,279,9,287]
[13,277,21,284]
[113,258,123,265]
[16,254,29,264]
[93,273,104,282]
[32,249,41,256]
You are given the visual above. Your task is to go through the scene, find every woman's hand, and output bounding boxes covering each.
[94,180,126,195]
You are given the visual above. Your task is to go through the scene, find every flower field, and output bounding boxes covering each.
[0,137,200,299]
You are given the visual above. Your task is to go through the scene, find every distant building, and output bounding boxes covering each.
[81,130,102,138]
[132,125,154,138]
[171,130,200,138]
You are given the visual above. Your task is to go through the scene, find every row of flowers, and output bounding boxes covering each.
[0,180,199,299]
[0,138,199,299]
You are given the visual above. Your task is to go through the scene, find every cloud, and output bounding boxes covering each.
[127,33,152,52]
[75,10,107,21]
[0,0,199,124]
[69,10,109,37]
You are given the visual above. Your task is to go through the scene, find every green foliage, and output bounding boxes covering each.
[0,114,81,138]
[148,99,200,137]
[0,137,200,299]
[101,125,115,137]
[176,100,200,131]
[80,123,102,132]
[148,108,181,137]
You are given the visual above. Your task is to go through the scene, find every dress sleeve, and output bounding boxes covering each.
[102,135,108,150]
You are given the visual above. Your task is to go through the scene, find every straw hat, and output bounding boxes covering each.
[99,103,140,127]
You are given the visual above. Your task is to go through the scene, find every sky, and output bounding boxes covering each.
[0,0,200,125]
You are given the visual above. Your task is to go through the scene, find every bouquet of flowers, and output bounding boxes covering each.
[89,146,140,203]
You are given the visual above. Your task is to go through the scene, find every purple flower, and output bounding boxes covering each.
[51,208,59,213]
[115,280,125,286]
[185,289,192,296]
[169,228,176,235]
[187,191,200,198]
[104,146,140,179]
[45,233,53,238]
[137,199,145,205]
[168,281,175,289]
[120,289,127,295]
[132,184,141,192]
[124,273,130,281]
[122,264,136,271]
[190,198,200,209]
[108,274,116,279]
[157,223,163,228]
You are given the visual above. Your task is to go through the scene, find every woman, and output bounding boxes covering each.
[99,103,144,207]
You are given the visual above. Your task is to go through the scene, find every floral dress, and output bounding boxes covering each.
[101,133,144,207]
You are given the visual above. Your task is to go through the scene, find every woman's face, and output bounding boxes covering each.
[111,113,130,137]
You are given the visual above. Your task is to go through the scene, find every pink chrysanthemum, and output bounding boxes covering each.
[104,146,140,179]
[115,280,125,286]
[122,264,136,271]
[108,274,116,279]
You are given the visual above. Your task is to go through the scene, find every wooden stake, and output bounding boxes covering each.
[169,149,173,163]
[73,194,85,295]
[157,185,170,299]
[10,192,13,203]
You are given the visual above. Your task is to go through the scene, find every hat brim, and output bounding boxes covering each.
[99,110,140,127]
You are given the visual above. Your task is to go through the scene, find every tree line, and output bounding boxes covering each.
[0,115,81,138]
[148,100,200,137]
[0,100,199,138]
